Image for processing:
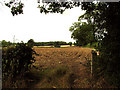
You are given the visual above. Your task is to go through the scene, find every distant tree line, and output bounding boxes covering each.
[34,41,72,46]
[27,39,73,47]
[0,40,73,47]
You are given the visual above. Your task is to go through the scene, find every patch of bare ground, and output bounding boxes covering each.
[23,47,111,88]
[27,47,92,88]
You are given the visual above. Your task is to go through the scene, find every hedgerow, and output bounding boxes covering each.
[2,42,36,83]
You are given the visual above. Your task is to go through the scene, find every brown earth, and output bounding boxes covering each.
[22,46,111,88]
[31,47,93,88]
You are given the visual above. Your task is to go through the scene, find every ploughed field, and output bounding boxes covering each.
[33,47,92,69]
[28,47,93,88]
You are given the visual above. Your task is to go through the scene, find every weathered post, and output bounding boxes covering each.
[91,50,97,87]
[91,50,97,77]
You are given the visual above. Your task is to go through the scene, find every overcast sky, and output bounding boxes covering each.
[0,0,85,43]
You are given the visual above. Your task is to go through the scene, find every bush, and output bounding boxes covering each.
[54,42,60,47]
[68,42,72,46]
[54,45,60,48]
[2,42,36,83]
[92,48,120,87]
[27,39,35,48]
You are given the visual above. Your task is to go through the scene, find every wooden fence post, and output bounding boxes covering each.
[91,50,97,77]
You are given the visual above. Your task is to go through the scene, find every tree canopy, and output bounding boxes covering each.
[78,2,120,87]
[4,0,81,16]
[69,21,95,46]
[4,0,24,16]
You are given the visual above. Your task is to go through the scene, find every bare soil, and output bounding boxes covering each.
[31,47,93,88]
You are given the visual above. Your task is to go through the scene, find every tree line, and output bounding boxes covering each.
[0,40,73,47]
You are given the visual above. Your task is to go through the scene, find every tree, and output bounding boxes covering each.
[1,40,12,47]
[4,0,80,16]
[4,0,24,16]
[54,41,60,47]
[68,42,72,46]
[69,22,95,46]
[27,39,35,48]
[79,2,120,87]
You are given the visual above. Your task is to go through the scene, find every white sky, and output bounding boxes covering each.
[0,0,85,43]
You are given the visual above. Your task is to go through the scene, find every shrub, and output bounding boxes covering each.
[2,42,36,83]
[54,42,60,48]
[27,39,35,48]
[54,45,60,48]
[68,42,72,46]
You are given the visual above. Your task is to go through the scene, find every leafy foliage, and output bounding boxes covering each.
[1,40,12,47]
[38,2,80,14]
[69,22,95,46]
[34,41,68,46]
[80,2,120,87]
[2,42,36,83]
[4,0,80,16]
[53,41,60,47]
[5,0,24,16]
[68,42,72,46]
[27,39,35,48]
